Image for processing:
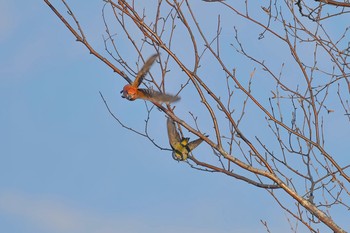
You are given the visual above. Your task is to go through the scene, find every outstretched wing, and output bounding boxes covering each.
[167,117,181,149]
[187,137,205,152]
[132,54,159,88]
[138,89,180,103]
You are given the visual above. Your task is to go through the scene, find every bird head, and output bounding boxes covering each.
[172,150,188,161]
[121,85,137,101]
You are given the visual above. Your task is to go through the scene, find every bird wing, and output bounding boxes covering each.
[137,89,180,103]
[167,117,182,149]
[132,54,159,88]
[187,137,204,152]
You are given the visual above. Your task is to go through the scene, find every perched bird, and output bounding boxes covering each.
[121,54,180,103]
[166,117,205,161]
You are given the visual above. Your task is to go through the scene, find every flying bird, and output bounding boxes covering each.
[166,117,205,161]
[121,54,180,103]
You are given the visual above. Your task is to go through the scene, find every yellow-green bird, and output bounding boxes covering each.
[166,117,205,161]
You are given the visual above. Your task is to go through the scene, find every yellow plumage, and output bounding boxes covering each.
[166,118,204,161]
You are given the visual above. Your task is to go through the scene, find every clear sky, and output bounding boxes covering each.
[1,1,348,233]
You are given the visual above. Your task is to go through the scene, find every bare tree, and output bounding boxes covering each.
[44,0,350,232]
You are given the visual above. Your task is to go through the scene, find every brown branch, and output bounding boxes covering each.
[316,0,350,7]
[190,156,280,189]
[45,1,349,232]
[43,0,132,84]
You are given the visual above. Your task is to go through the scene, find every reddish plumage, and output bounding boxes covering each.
[122,85,138,101]
[121,54,180,103]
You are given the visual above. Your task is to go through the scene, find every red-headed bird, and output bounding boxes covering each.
[121,54,180,103]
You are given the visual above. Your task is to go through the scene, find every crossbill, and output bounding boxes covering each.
[166,117,205,161]
[121,54,180,103]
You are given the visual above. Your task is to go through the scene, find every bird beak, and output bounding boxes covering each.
[120,90,126,98]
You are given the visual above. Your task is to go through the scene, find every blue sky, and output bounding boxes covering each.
[1,1,349,233]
